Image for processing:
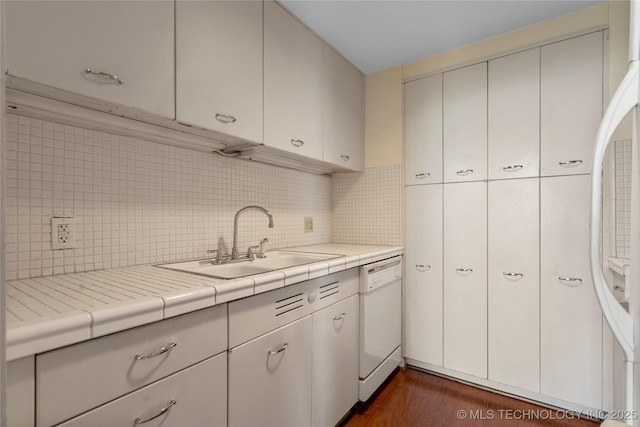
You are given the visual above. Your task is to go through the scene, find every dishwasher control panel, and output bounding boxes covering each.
[361,256,402,292]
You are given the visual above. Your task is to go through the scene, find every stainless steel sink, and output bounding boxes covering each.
[156,250,344,279]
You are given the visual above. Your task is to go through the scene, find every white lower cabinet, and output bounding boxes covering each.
[488,179,540,393]
[405,184,443,366]
[229,316,313,427]
[312,295,359,427]
[58,353,227,427]
[541,175,603,408]
[443,182,487,378]
[7,356,35,427]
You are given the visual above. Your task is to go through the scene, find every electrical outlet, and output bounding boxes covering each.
[51,217,76,250]
[304,217,313,233]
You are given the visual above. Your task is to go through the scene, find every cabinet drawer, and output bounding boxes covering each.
[37,304,227,427]
[58,353,227,427]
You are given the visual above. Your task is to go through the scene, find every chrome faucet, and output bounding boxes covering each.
[231,206,274,260]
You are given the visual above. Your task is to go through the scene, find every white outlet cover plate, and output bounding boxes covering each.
[51,217,76,250]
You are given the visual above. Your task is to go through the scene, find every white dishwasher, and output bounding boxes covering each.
[359,255,403,401]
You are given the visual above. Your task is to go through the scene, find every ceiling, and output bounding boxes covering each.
[280,0,606,74]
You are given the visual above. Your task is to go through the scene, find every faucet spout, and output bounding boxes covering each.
[231,206,274,259]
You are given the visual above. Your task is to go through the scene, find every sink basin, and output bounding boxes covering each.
[156,250,344,279]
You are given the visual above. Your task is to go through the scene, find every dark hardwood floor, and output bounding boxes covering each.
[342,368,600,427]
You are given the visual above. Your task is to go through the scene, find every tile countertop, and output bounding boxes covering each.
[5,243,403,361]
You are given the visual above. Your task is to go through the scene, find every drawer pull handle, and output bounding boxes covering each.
[135,342,177,360]
[503,272,523,277]
[415,172,430,179]
[503,164,523,171]
[291,139,304,147]
[416,264,430,271]
[456,169,473,176]
[559,277,583,286]
[333,312,347,321]
[215,113,237,124]
[84,68,124,85]
[135,400,177,424]
[268,343,289,355]
[559,160,583,167]
[456,268,473,273]
[341,154,350,161]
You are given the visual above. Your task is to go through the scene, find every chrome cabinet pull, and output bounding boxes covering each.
[215,113,237,124]
[456,268,473,273]
[503,272,524,278]
[341,154,350,161]
[135,400,177,424]
[85,68,124,85]
[456,169,473,176]
[415,172,430,179]
[268,343,289,355]
[416,264,431,271]
[559,277,583,285]
[135,342,177,360]
[333,312,347,321]
[559,160,583,167]
[290,139,304,147]
[503,164,523,171]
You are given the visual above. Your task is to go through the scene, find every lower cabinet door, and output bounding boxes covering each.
[312,295,359,427]
[541,175,603,409]
[229,315,313,427]
[58,352,227,427]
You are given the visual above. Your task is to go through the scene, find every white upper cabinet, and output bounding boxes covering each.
[404,74,443,184]
[5,0,175,119]
[443,182,487,378]
[323,46,365,171]
[443,63,487,182]
[405,184,443,367]
[176,0,263,144]
[541,32,603,176]
[488,48,540,180]
[264,0,324,160]
[488,179,540,393]
[540,175,602,408]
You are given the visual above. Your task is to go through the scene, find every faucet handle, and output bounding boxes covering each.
[257,238,269,258]
[246,245,260,260]
[206,249,223,263]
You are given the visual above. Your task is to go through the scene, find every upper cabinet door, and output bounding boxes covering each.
[323,46,365,172]
[404,74,443,184]
[488,48,540,180]
[264,0,323,160]
[541,32,603,177]
[176,0,263,144]
[443,63,487,183]
[5,1,174,119]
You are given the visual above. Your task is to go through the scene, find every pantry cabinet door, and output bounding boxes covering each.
[176,0,263,144]
[405,184,443,367]
[488,48,540,180]
[541,32,603,177]
[540,175,603,408]
[488,179,540,393]
[405,74,443,184]
[443,63,487,183]
[5,0,174,119]
[443,182,487,378]
[264,0,323,160]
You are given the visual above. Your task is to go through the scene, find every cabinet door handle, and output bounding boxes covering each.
[333,312,347,321]
[456,268,473,273]
[268,343,289,355]
[135,400,177,424]
[341,154,350,161]
[415,172,430,179]
[559,277,583,285]
[416,264,430,271]
[502,164,523,171]
[456,169,473,176]
[85,68,124,85]
[291,139,304,147]
[559,160,583,167]
[135,342,177,360]
[215,113,237,124]
[503,272,524,278]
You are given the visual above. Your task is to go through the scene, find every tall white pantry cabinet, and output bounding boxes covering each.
[404,31,604,410]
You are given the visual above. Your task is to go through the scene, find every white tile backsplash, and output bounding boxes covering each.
[331,165,402,246]
[4,114,332,280]
[614,139,632,259]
